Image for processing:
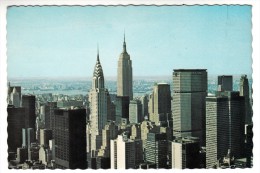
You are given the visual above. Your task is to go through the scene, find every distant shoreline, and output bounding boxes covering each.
[8,74,252,81]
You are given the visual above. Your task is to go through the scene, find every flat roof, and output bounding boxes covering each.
[173,69,207,72]
[218,75,233,77]
[156,82,169,85]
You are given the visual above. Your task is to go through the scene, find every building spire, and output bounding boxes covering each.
[93,44,104,89]
[123,31,127,53]
[97,43,100,62]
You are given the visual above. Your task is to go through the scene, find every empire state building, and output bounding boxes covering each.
[117,35,133,100]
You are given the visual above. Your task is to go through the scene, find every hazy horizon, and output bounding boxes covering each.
[8,73,252,81]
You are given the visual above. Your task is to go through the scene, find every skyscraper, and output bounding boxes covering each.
[10,87,20,107]
[117,34,133,100]
[39,103,56,130]
[140,120,156,150]
[22,95,36,129]
[205,89,247,168]
[54,108,87,169]
[218,75,233,91]
[22,128,36,148]
[46,101,57,130]
[215,91,245,159]
[172,69,207,145]
[140,95,149,119]
[89,50,111,154]
[245,124,253,168]
[97,121,118,158]
[110,135,143,169]
[148,83,171,126]
[7,105,25,153]
[172,137,201,169]
[8,83,21,105]
[115,96,130,124]
[240,75,252,124]
[145,132,168,168]
[130,123,141,140]
[205,96,229,168]
[129,99,143,124]
[40,129,53,147]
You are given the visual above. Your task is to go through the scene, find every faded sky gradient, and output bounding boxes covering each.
[7,5,252,78]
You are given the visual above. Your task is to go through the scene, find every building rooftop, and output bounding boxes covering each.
[173,136,200,144]
[156,82,169,85]
[173,69,207,72]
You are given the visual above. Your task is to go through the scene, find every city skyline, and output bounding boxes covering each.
[7,5,252,78]
[4,4,255,171]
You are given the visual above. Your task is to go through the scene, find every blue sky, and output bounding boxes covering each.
[7,6,252,78]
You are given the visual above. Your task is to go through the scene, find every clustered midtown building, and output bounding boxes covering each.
[7,35,253,169]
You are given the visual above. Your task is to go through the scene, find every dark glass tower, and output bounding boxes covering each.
[54,108,87,169]
[22,95,36,129]
[7,106,25,153]
[115,96,130,124]
[218,75,233,91]
[240,75,252,125]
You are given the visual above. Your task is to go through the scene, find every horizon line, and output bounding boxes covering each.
[8,74,252,80]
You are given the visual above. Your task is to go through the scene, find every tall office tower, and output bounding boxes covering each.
[40,129,53,147]
[140,95,149,118]
[107,95,116,121]
[46,101,57,130]
[130,123,141,140]
[110,135,143,169]
[240,75,252,124]
[89,51,111,153]
[140,120,157,150]
[227,92,246,159]
[40,105,46,122]
[16,147,28,164]
[172,137,201,169]
[39,129,53,166]
[218,75,233,91]
[39,146,52,166]
[148,83,171,126]
[22,128,36,148]
[129,99,143,124]
[205,96,229,168]
[8,83,22,105]
[172,69,207,145]
[97,121,118,158]
[115,96,130,124]
[10,87,20,107]
[215,91,245,159]
[54,108,86,169]
[117,34,133,100]
[28,142,40,161]
[245,124,253,168]
[145,132,168,168]
[22,95,36,129]
[7,105,25,153]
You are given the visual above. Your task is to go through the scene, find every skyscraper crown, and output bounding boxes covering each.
[120,33,130,60]
[123,32,127,53]
[92,48,104,89]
